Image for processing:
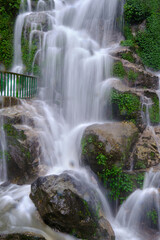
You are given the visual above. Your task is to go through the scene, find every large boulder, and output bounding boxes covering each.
[81,122,139,173]
[30,171,115,240]
[1,105,45,184]
[0,233,46,240]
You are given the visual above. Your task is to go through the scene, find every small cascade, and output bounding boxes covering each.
[115,170,160,240]
[141,95,153,126]
[141,95,160,154]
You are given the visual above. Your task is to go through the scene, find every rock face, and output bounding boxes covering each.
[133,127,160,170]
[1,105,45,184]
[30,171,115,240]
[0,97,20,109]
[0,233,46,240]
[109,87,144,131]
[111,47,159,89]
[81,122,139,172]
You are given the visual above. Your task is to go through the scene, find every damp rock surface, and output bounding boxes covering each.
[1,105,45,185]
[30,171,115,240]
[81,122,139,172]
[0,233,46,240]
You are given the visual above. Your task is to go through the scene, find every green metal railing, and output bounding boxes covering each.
[0,71,37,99]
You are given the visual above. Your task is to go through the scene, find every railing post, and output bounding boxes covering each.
[0,71,37,99]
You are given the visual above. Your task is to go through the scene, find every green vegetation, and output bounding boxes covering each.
[147,209,158,226]
[21,37,40,75]
[0,0,21,69]
[123,0,160,70]
[128,70,138,82]
[148,95,160,124]
[134,160,146,170]
[110,89,141,122]
[121,52,135,63]
[112,61,126,79]
[124,0,149,24]
[97,156,145,202]
[3,123,26,140]
[0,150,11,162]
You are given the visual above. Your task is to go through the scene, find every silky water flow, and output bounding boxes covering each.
[0,0,159,239]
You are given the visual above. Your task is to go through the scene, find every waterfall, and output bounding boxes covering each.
[115,170,160,240]
[1,0,160,240]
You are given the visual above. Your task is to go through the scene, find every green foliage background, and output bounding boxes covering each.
[0,0,21,69]
[123,0,160,70]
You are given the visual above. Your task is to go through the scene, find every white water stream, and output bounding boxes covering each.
[0,0,160,239]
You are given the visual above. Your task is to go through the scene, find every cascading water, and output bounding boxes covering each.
[1,0,160,239]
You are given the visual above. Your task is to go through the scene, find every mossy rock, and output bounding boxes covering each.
[3,123,41,184]
[30,172,115,240]
[109,88,143,130]
[81,122,139,173]
[106,170,145,204]
[112,59,159,89]
[0,233,46,240]
[144,91,160,125]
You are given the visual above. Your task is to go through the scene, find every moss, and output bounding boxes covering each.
[147,209,158,226]
[134,160,147,169]
[150,151,155,159]
[3,124,26,140]
[21,36,39,75]
[144,91,160,124]
[128,69,138,82]
[112,61,126,79]
[0,0,21,69]
[81,134,105,156]
[110,89,141,122]
[149,95,160,124]
[0,150,11,162]
[123,0,160,70]
[121,52,135,63]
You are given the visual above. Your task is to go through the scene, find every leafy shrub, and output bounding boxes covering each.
[0,0,21,69]
[112,61,126,79]
[123,0,160,70]
[124,0,149,24]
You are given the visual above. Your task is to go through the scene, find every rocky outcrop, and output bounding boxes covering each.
[81,122,139,172]
[109,87,144,131]
[133,127,160,170]
[1,105,45,184]
[110,47,159,89]
[108,80,160,130]
[0,233,46,240]
[30,171,115,240]
[0,97,20,109]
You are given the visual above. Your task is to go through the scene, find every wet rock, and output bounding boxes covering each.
[1,105,45,185]
[110,46,143,66]
[111,47,159,89]
[0,97,20,109]
[0,233,46,240]
[30,171,115,240]
[109,87,144,131]
[143,91,160,125]
[1,104,35,128]
[81,122,139,172]
[133,127,160,170]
